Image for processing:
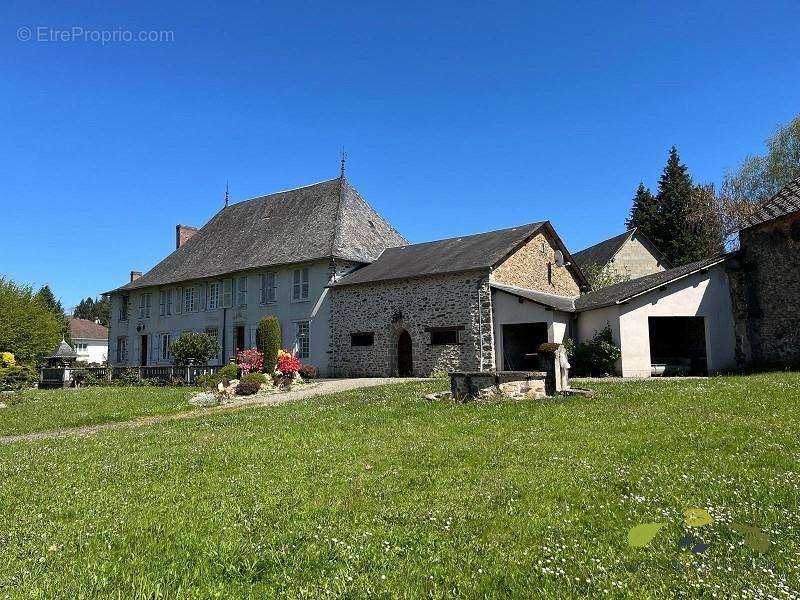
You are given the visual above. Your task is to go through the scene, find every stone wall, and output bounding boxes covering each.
[329,271,495,377]
[609,234,666,279]
[491,232,581,296]
[729,211,800,368]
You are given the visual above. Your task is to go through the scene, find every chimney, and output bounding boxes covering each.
[176,224,199,249]
[130,271,142,283]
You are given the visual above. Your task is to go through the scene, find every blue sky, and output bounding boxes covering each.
[2,1,799,309]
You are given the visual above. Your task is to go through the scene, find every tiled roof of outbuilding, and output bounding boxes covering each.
[329,222,547,287]
[68,318,108,340]
[744,176,800,229]
[575,255,729,311]
[490,282,577,312]
[110,178,407,292]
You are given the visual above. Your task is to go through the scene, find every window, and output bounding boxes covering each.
[351,332,374,347]
[75,343,88,354]
[138,293,152,319]
[119,296,129,321]
[547,262,553,286]
[208,282,221,310]
[159,290,169,316]
[160,333,171,361]
[166,289,172,315]
[292,268,309,301]
[183,287,196,312]
[204,327,220,358]
[428,326,463,346]
[260,272,276,304]
[294,320,310,358]
[237,276,248,307]
[116,337,128,362]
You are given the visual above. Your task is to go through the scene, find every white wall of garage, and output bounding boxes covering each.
[491,289,571,370]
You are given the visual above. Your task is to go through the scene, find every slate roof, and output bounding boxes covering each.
[329,222,548,287]
[490,282,577,312]
[572,230,634,270]
[572,228,671,271]
[69,317,108,340]
[50,339,78,359]
[111,178,407,292]
[575,255,729,312]
[744,176,800,229]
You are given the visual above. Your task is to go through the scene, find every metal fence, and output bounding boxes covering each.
[39,365,223,387]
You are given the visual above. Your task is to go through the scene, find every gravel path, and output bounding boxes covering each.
[0,378,420,444]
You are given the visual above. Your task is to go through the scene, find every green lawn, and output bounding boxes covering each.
[0,386,199,436]
[0,374,798,598]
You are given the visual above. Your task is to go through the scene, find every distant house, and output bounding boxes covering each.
[573,228,671,281]
[728,176,800,368]
[68,318,109,364]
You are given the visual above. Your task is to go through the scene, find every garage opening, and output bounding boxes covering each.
[648,316,708,376]
[501,323,548,370]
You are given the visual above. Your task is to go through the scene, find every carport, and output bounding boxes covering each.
[490,282,576,371]
[648,316,708,375]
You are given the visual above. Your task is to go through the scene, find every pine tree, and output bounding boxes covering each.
[72,296,111,326]
[36,285,70,343]
[625,182,659,243]
[626,147,724,265]
[654,146,694,264]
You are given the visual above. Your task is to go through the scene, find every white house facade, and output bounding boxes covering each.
[106,177,407,376]
[68,318,109,364]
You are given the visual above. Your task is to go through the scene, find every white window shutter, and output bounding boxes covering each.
[176,288,183,314]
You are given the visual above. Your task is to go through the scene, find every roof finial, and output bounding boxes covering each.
[224,181,229,208]
[340,148,347,179]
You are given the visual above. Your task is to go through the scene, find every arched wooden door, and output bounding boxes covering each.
[397,330,413,376]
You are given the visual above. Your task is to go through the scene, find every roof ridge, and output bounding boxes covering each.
[388,221,545,250]
[573,229,633,257]
[226,177,340,209]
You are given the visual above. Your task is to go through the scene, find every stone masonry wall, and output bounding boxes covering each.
[610,234,666,279]
[329,271,495,377]
[729,211,800,367]
[491,232,581,296]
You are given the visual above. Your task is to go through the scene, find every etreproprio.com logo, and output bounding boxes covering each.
[17,26,174,44]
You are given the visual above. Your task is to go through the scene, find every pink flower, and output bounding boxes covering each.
[236,348,264,374]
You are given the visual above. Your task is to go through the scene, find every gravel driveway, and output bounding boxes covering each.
[0,378,421,444]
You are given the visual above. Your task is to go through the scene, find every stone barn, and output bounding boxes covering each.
[728,176,800,368]
[328,222,588,377]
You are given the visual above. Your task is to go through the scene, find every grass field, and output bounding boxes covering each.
[0,386,199,436]
[0,374,798,598]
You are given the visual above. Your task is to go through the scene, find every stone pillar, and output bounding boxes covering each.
[537,343,560,396]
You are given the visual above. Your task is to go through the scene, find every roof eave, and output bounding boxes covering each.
[328,266,491,289]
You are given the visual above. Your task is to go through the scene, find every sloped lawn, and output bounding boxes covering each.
[0,386,198,436]
[0,375,798,598]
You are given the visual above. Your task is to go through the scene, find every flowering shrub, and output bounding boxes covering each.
[1,352,15,367]
[236,348,264,375]
[276,349,301,376]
